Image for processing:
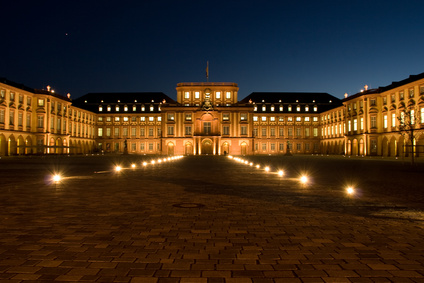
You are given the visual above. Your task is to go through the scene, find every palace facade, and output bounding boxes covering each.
[1,72,424,157]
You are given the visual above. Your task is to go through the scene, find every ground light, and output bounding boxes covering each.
[346,186,355,195]
[256,164,260,169]
[300,175,308,184]
[278,170,284,177]
[115,165,122,172]
[142,162,147,166]
[151,160,156,164]
[131,163,136,168]
[52,174,62,183]
[264,166,270,172]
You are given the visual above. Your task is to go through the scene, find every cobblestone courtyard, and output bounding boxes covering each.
[0,155,423,282]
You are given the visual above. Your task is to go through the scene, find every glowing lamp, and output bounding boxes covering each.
[151,160,156,164]
[264,166,270,172]
[131,163,136,168]
[300,175,308,184]
[278,170,284,177]
[346,187,355,195]
[256,164,260,169]
[115,166,122,172]
[52,174,62,183]
[142,162,147,166]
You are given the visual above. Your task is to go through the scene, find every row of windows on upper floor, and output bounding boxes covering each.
[183,91,233,100]
[253,116,319,122]
[99,104,157,112]
[254,104,318,112]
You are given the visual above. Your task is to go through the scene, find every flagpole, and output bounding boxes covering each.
[206,61,209,82]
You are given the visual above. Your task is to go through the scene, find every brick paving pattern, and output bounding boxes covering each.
[0,155,423,282]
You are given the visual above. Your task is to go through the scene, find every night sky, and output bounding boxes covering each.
[2,0,424,100]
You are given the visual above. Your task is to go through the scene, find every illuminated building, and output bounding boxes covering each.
[1,72,423,157]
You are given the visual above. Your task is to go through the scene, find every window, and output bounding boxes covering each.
[262,143,266,151]
[296,144,301,151]
[38,99,44,107]
[399,91,404,100]
[392,113,396,127]
[203,122,211,134]
[223,126,230,135]
[255,143,258,151]
[115,117,120,122]
[262,105,266,111]
[140,117,145,122]
[140,128,145,136]
[354,119,358,131]
[140,143,145,151]
[10,92,15,101]
[409,89,414,98]
[98,128,103,137]
[411,109,415,125]
[371,116,377,128]
[279,143,284,151]
[216,92,221,99]
[0,89,5,99]
[279,105,283,111]
[241,126,247,135]
[124,105,128,112]
[240,113,247,121]
[105,128,110,137]
[305,128,310,137]
[9,111,14,125]
[18,112,23,126]
[305,106,309,112]
[287,117,293,122]
[288,128,293,136]
[195,91,200,99]
[141,105,145,111]
[27,97,31,106]
[383,115,387,128]
[184,91,190,99]
[360,117,364,130]
[421,108,424,124]
[185,126,192,135]
[253,116,258,121]
[131,127,136,137]
[149,117,154,121]
[168,126,174,135]
[168,113,175,121]
[123,117,128,122]
[223,113,230,121]
[114,128,119,136]
[116,106,120,111]
[0,109,4,123]
[296,106,301,112]
[296,117,301,122]
[270,128,275,136]
[271,143,275,151]
[158,128,162,137]
[26,113,31,128]
[279,127,284,137]
[288,105,292,112]
[261,116,267,122]
[348,120,351,132]
[262,128,266,136]
[296,128,301,137]
[226,92,231,99]
[391,94,395,103]
[157,117,162,122]
[149,128,153,136]
[185,113,192,121]
[149,143,153,151]
[270,105,275,112]
[313,127,318,137]
[383,97,387,105]
[254,106,257,112]
[150,105,154,111]
[370,99,376,106]
[133,105,137,111]
[270,116,275,122]
[99,106,103,112]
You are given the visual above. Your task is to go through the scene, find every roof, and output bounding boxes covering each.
[73,92,176,113]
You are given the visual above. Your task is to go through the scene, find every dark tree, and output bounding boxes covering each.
[397,107,422,165]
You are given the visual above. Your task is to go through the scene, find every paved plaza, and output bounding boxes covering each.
[0,154,424,283]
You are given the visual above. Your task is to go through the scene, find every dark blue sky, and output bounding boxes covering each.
[2,0,424,100]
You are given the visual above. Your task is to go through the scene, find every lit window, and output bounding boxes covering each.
[116,106,119,111]
[288,105,292,112]
[262,105,266,111]
[313,106,317,112]
[184,92,190,99]
[270,116,275,121]
[106,116,111,122]
[158,117,162,122]
[99,106,103,112]
[133,105,137,111]
[411,109,415,125]
[226,92,231,99]
[223,113,230,121]
[296,106,301,111]
[168,113,175,121]
[305,106,309,112]
[38,99,44,107]
[107,106,111,111]
[149,117,154,121]
[287,117,293,122]
[254,106,257,111]
[313,117,318,122]
[216,92,221,99]
[305,117,310,122]
[261,116,267,121]
[150,105,154,111]
[253,116,258,121]
[195,91,200,99]
[279,105,283,111]
[240,113,247,121]
[115,117,120,122]
[141,105,145,111]
[123,117,128,122]
[140,117,145,121]
[185,113,192,121]
[279,117,284,122]
[124,106,128,112]
[296,117,301,122]
[354,118,358,131]
[270,105,275,111]
[421,108,424,124]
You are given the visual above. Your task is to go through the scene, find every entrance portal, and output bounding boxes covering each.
[201,140,213,155]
